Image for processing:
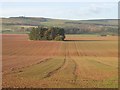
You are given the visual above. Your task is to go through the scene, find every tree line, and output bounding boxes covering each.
[29,26,65,41]
[63,24,118,35]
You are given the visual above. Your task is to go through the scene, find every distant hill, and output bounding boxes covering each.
[1,17,118,35]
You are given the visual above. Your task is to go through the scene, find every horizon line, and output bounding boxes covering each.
[0,16,118,21]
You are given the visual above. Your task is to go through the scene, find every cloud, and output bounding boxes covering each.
[1,2,118,20]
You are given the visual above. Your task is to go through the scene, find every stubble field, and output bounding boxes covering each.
[2,34,118,88]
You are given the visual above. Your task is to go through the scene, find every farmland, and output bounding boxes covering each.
[1,17,118,35]
[2,34,118,88]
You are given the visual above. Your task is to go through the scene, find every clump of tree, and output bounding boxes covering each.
[29,26,65,41]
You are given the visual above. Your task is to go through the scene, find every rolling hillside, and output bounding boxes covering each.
[1,17,118,35]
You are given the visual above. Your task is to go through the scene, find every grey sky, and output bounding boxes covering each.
[1,1,118,20]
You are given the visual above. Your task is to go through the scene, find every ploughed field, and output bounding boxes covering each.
[2,34,118,88]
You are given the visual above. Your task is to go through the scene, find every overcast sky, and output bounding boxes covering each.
[1,1,118,20]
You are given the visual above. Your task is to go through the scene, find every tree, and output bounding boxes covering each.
[29,27,36,40]
[29,26,65,41]
[54,35,64,41]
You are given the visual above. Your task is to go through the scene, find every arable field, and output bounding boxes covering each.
[2,34,118,88]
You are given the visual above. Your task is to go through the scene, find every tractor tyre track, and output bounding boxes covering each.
[8,58,52,75]
[43,42,67,79]
[43,58,66,78]
[67,42,78,84]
